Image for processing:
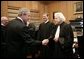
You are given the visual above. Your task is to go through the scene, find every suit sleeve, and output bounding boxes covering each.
[19,26,42,47]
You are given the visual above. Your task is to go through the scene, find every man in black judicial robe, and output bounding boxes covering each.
[5,8,49,58]
[26,22,38,58]
[1,17,9,58]
[26,22,36,41]
[37,13,54,58]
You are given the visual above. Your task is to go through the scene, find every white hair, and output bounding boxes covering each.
[18,8,30,16]
[54,12,66,21]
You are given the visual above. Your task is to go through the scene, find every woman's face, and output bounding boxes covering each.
[53,16,60,25]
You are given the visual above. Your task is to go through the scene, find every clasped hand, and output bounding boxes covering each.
[42,39,49,46]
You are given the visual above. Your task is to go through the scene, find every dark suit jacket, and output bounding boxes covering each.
[5,18,41,58]
[51,22,74,58]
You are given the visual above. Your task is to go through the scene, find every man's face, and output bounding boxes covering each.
[1,17,9,26]
[42,14,48,22]
[22,13,31,22]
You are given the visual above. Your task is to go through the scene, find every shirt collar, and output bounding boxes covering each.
[17,17,24,23]
[26,21,30,26]
[1,23,5,26]
[45,20,49,23]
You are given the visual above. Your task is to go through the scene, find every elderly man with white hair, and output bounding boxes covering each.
[50,12,74,58]
[5,8,49,58]
[1,16,9,26]
[1,16,9,58]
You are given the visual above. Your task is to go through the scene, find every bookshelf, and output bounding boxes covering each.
[70,17,83,36]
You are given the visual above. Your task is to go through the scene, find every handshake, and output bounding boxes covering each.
[42,39,49,46]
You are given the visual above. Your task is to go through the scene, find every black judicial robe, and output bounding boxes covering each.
[27,23,36,39]
[25,23,37,57]
[51,22,74,58]
[5,18,42,58]
[37,21,54,58]
[1,25,7,58]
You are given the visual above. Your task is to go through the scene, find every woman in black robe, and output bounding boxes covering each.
[51,12,74,58]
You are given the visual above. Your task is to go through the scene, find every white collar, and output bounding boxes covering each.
[45,20,49,23]
[26,21,30,26]
[17,17,24,23]
[1,23,5,26]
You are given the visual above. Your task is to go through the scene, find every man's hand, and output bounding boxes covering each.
[42,39,49,46]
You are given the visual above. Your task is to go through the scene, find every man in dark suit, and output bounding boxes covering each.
[37,13,54,58]
[51,12,74,58]
[5,8,49,58]
[1,16,9,58]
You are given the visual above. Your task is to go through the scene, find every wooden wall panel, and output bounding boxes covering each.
[8,1,26,8]
[1,1,83,23]
[1,1,8,17]
[47,1,83,23]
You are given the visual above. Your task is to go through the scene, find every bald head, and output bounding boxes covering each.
[1,16,9,26]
